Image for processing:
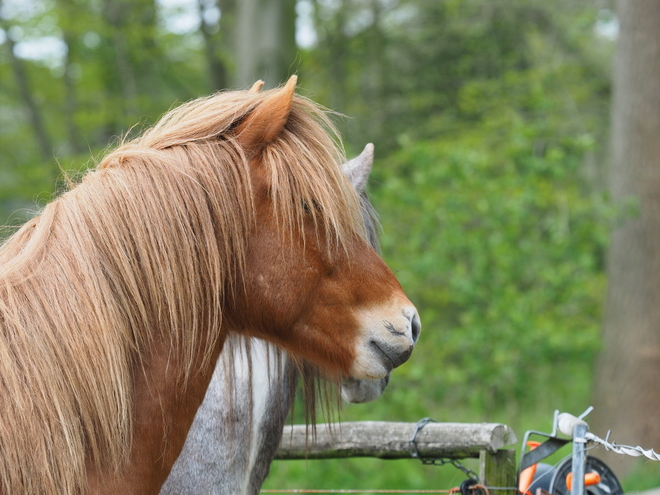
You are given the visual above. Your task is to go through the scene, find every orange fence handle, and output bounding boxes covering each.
[566,472,602,491]
[518,441,542,495]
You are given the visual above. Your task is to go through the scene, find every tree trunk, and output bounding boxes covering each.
[62,33,84,154]
[593,0,660,475]
[0,19,53,161]
[54,0,84,154]
[234,0,296,88]
[101,0,140,119]
[364,0,388,142]
[197,0,232,91]
[309,0,349,111]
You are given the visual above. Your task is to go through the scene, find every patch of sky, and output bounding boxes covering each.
[594,9,618,41]
[156,0,200,35]
[296,0,316,48]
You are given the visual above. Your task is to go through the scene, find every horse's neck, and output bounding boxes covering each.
[161,337,297,495]
[86,335,226,494]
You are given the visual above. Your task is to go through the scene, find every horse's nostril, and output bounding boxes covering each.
[411,312,421,343]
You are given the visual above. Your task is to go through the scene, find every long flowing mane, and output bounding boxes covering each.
[0,87,365,494]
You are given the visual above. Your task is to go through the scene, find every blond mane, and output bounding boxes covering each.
[0,86,364,494]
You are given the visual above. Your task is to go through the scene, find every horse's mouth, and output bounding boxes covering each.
[369,339,412,371]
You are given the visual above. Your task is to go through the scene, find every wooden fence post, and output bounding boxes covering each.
[479,448,517,495]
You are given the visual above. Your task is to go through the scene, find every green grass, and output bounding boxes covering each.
[621,461,660,492]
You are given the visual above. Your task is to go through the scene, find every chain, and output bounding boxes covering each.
[409,418,480,481]
[421,457,480,481]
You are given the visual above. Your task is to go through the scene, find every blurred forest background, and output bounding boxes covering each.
[2,0,658,492]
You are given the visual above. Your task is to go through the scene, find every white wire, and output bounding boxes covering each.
[585,432,660,461]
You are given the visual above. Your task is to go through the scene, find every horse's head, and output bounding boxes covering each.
[227,77,420,381]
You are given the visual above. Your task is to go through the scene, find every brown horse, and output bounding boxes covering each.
[0,76,420,494]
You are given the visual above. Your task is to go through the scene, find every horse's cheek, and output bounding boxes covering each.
[238,241,318,334]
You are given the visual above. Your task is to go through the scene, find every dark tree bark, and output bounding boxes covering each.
[593,0,660,475]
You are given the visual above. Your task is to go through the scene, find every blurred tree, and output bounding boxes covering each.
[303,0,610,156]
[593,0,660,475]
[55,0,84,154]
[234,0,296,87]
[197,0,233,90]
[0,0,52,162]
[100,0,141,118]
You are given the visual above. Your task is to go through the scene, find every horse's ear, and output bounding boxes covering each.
[249,80,265,93]
[235,75,297,152]
[342,143,374,194]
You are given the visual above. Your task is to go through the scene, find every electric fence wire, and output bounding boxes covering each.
[585,432,660,461]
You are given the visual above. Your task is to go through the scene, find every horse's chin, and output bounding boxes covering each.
[348,341,410,379]
[340,375,389,404]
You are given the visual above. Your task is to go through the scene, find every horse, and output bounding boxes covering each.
[161,143,397,495]
[0,76,420,494]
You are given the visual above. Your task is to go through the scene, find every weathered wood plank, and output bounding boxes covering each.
[275,421,517,460]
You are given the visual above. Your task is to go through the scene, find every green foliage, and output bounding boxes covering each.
[373,109,608,415]
[0,0,213,227]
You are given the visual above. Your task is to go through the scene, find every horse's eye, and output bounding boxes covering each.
[302,200,322,214]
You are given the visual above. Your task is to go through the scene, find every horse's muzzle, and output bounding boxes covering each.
[349,304,421,380]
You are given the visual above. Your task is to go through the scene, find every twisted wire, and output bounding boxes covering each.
[585,432,660,461]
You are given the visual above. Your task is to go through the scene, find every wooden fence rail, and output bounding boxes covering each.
[274,421,518,495]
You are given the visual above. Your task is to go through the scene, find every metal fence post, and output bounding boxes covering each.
[571,424,587,495]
